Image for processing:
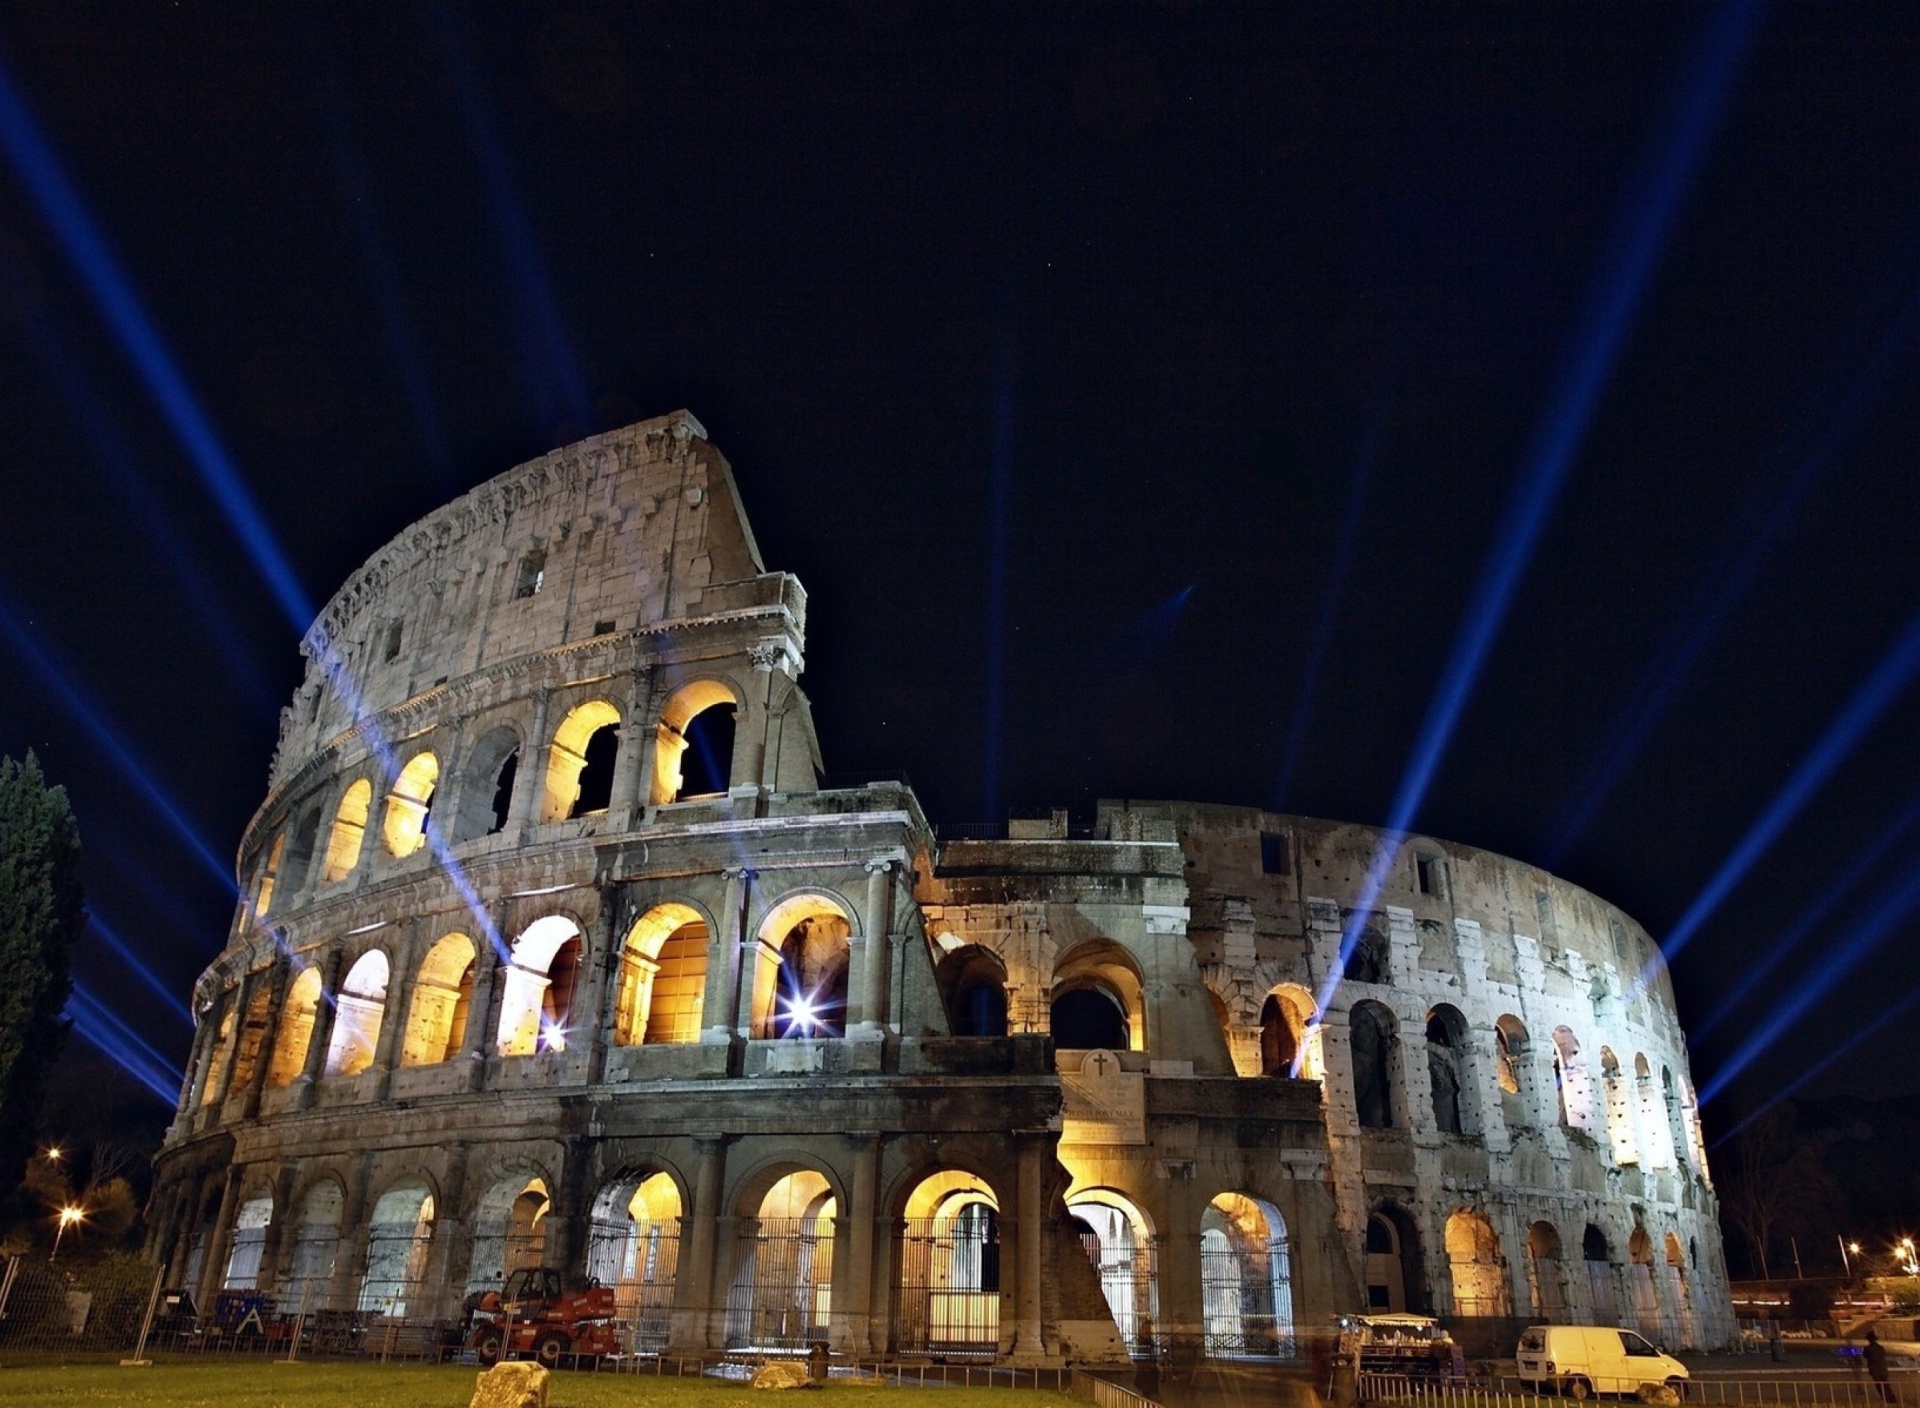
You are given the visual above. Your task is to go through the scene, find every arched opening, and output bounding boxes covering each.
[321,778,373,884]
[1627,1227,1660,1338]
[1425,1004,1473,1135]
[400,933,476,1066]
[283,807,323,898]
[752,895,853,1040]
[1349,1000,1399,1129]
[1260,994,1300,1077]
[1600,1047,1639,1165]
[1553,1026,1594,1130]
[1365,1205,1424,1312]
[1067,1189,1157,1349]
[586,1171,683,1351]
[1527,1220,1568,1321]
[1445,1209,1510,1318]
[613,903,709,1046]
[250,832,285,919]
[1051,941,1146,1051]
[324,950,390,1078]
[1584,1224,1620,1326]
[1662,1067,1690,1171]
[936,946,1010,1038]
[359,1180,435,1316]
[725,1169,837,1350]
[224,981,275,1099]
[896,1170,1002,1355]
[652,681,739,805]
[382,751,440,858]
[222,1193,274,1289]
[451,727,519,842]
[466,1174,551,1295]
[1664,1231,1695,1347]
[496,915,583,1056]
[1495,1014,1529,1119]
[267,966,323,1088]
[541,700,621,821]
[1342,911,1391,985]
[198,999,236,1108]
[1200,1192,1292,1359]
[1634,1054,1673,1168]
[282,1180,343,1313]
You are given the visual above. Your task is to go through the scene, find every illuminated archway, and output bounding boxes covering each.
[541,700,621,821]
[1051,941,1146,1052]
[321,778,373,884]
[382,751,440,857]
[1552,1027,1594,1130]
[266,966,323,1088]
[1527,1220,1567,1321]
[401,933,476,1066]
[451,726,519,842]
[496,915,583,1056]
[613,903,709,1046]
[1200,1192,1292,1359]
[725,1168,838,1350]
[1067,1188,1157,1347]
[1261,985,1317,1078]
[896,1170,1002,1354]
[324,950,390,1078]
[466,1173,551,1294]
[1627,1227,1660,1338]
[752,894,853,1039]
[652,680,740,805]
[586,1171,684,1350]
[1445,1209,1509,1318]
[222,1192,274,1290]
[359,1179,435,1316]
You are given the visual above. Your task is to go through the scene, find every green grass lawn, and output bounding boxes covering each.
[0,1360,1091,1408]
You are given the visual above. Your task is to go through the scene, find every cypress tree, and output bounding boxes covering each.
[0,751,85,1213]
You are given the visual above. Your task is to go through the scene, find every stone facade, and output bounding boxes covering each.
[151,411,1733,1362]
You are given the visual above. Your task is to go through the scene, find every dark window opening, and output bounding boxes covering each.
[978,1207,1002,1292]
[772,927,848,1039]
[1260,833,1289,875]
[676,704,736,799]
[1366,1216,1396,1255]
[592,618,616,636]
[1260,995,1297,1076]
[1584,1226,1611,1263]
[1416,855,1443,896]
[1351,1002,1396,1129]
[489,751,518,834]
[539,940,581,1049]
[1050,987,1127,1050]
[568,725,619,817]
[1343,915,1390,985]
[955,979,1008,1037]
[382,621,403,663]
[513,550,546,599]
[1609,918,1630,966]
[1426,1009,1465,1135]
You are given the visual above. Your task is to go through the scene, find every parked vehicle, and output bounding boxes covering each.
[464,1267,621,1368]
[1515,1324,1689,1400]
[1337,1313,1466,1381]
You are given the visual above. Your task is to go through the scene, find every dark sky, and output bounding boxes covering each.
[2,4,1917,1139]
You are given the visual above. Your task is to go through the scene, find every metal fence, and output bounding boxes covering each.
[1360,1375,1915,1408]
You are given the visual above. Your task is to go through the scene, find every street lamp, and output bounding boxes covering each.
[1897,1237,1917,1278]
[49,1205,84,1263]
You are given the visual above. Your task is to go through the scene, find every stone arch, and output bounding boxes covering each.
[1051,939,1146,1052]
[224,979,276,1100]
[652,678,742,805]
[465,1170,554,1294]
[359,1176,437,1316]
[321,777,373,884]
[752,891,855,1039]
[1583,1223,1621,1325]
[1424,1003,1475,1135]
[895,1168,1004,1354]
[281,1176,345,1312]
[1364,1203,1425,1312]
[936,945,1010,1038]
[1663,1230,1695,1346]
[1261,984,1316,1078]
[1527,1220,1568,1321]
[324,949,390,1078]
[1066,1187,1158,1347]
[1495,1014,1531,1121]
[266,965,323,1087]
[1444,1208,1510,1318]
[1599,1046,1640,1165]
[401,933,476,1066]
[1348,999,1401,1129]
[381,750,440,858]
[496,914,584,1056]
[450,724,521,842]
[250,830,286,919]
[540,699,622,822]
[1626,1226,1660,1337]
[222,1189,275,1290]
[1200,1191,1292,1359]
[724,1164,841,1350]
[586,1168,685,1349]
[282,804,324,898]
[1552,1026,1594,1130]
[613,902,710,1046]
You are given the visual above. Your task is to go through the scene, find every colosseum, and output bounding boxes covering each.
[149,410,1734,1364]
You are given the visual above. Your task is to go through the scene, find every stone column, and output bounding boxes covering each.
[372,930,416,1101]
[209,973,261,1116]
[741,639,789,795]
[422,1142,471,1321]
[701,867,752,1045]
[546,1137,594,1283]
[575,903,621,1084]
[1010,1131,1047,1361]
[295,949,345,1111]
[608,681,651,823]
[839,1133,882,1355]
[461,931,506,1090]
[178,1003,219,1122]
[326,1154,375,1312]
[853,860,894,1034]
[672,1135,730,1353]
[507,688,554,837]
[241,961,292,1119]
[256,1164,300,1296]
[195,1165,245,1312]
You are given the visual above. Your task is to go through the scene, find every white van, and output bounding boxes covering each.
[1515,1325,1689,1400]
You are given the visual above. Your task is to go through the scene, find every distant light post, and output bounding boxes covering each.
[1897,1237,1917,1278]
[49,1206,84,1263]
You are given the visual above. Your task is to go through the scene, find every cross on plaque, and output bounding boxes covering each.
[1090,1051,1111,1075]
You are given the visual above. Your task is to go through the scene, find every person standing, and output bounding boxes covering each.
[1865,1328,1894,1403]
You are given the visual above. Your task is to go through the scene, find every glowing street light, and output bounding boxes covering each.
[784,994,818,1036]
[50,1205,84,1263]
[1897,1237,1917,1278]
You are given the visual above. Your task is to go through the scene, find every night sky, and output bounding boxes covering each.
[2,4,1917,1144]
